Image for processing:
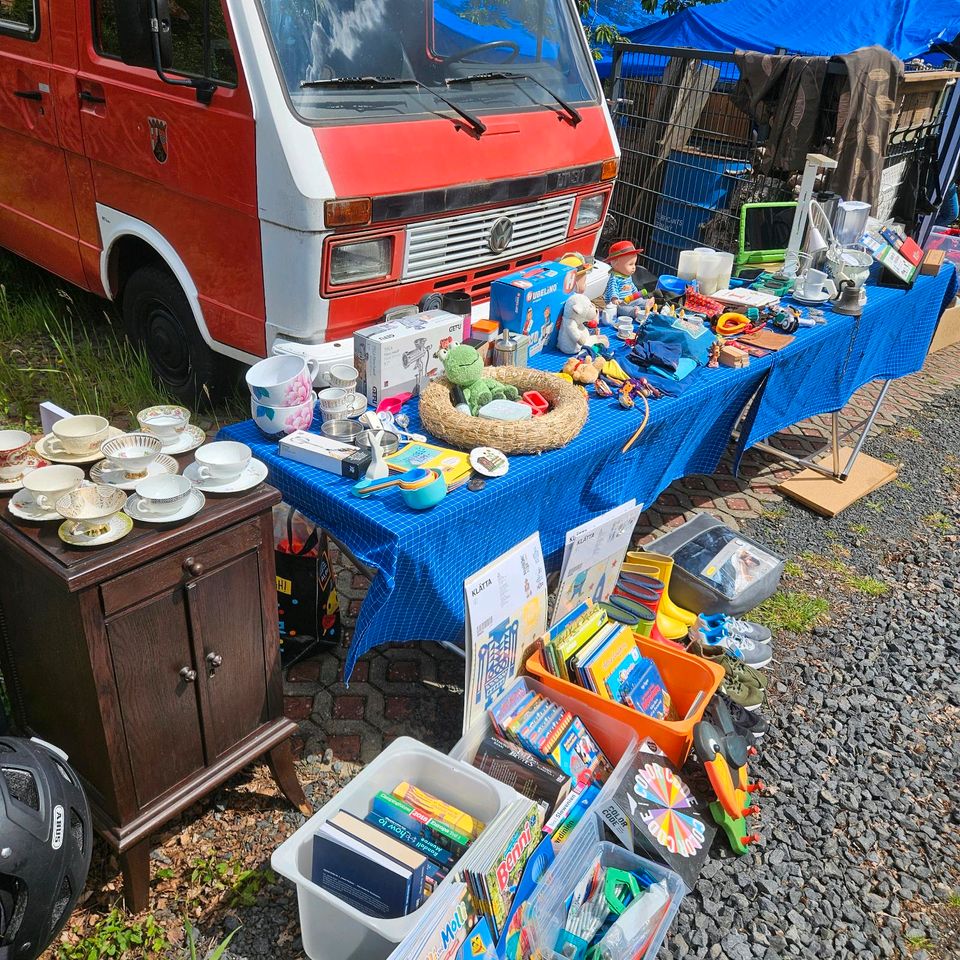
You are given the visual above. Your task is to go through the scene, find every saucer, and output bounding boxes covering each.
[124,487,205,524]
[183,458,268,494]
[89,454,179,490]
[792,291,832,306]
[469,446,509,478]
[143,423,207,455]
[36,427,123,464]
[0,454,48,492]
[58,512,133,547]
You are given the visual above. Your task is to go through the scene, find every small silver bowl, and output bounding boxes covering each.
[321,419,363,443]
[356,430,400,455]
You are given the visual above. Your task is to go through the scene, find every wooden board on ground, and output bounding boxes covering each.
[928,297,960,355]
[777,446,897,518]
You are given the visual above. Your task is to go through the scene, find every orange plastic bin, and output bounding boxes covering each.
[525,636,724,767]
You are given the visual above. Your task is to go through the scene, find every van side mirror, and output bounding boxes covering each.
[116,0,173,71]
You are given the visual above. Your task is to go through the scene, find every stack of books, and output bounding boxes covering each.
[538,601,675,721]
[311,782,483,918]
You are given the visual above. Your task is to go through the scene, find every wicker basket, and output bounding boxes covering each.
[418,366,588,455]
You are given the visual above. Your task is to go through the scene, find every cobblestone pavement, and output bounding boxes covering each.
[282,341,960,763]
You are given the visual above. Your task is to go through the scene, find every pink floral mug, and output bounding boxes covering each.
[245,355,319,407]
[250,396,316,437]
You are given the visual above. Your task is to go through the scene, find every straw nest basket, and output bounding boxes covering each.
[418,366,588,455]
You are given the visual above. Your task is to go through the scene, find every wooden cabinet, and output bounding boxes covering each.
[0,484,308,912]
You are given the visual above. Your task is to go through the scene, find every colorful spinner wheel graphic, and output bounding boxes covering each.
[634,763,707,858]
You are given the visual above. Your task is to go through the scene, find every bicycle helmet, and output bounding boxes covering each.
[0,737,92,960]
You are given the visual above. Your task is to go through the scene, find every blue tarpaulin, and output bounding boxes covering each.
[621,0,960,60]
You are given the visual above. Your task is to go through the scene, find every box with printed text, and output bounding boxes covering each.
[354,309,465,407]
[489,261,576,356]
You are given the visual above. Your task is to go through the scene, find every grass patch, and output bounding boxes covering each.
[0,255,174,429]
[947,892,960,908]
[783,559,803,578]
[56,906,169,959]
[760,505,787,521]
[906,934,933,949]
[894,479,914,491]
[848,522,870,535]
[864,499,885,514]
[922,512,956,534]
[798,551,890,597]
[752,591,830,633]
[897,425,923,440]
[843,573,888,596]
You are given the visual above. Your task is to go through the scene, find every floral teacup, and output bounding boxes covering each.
[246,355,319,407]
[250,396,315,437]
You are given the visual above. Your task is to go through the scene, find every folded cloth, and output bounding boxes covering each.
[650,357,698,381]
[628,339,682,372]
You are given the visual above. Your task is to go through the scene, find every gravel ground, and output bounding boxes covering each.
[48,389,960,960]
[661,387,960,960]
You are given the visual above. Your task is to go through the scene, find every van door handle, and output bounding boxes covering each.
[14,89,43,101]
[79,90,106,104]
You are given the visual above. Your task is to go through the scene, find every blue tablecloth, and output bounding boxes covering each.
[221,267,956,675]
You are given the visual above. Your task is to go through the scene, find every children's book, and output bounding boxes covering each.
[552,501,643,626]
[386,441,472,489]
[463,534,547,733]
[583,626,635,697]
[620,656,672,719]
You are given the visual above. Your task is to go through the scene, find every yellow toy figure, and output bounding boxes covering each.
[603,240,644,323]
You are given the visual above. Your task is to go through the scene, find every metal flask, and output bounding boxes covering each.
[491,331,518,366]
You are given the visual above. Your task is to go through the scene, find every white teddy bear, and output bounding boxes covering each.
[558,293,609,355]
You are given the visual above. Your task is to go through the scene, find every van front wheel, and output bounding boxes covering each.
[122,264,230,409]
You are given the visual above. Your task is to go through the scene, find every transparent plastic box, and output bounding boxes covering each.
[524,818,687,960]
[271,737,522,960]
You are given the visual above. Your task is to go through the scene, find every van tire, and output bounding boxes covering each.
[121,264,230,409]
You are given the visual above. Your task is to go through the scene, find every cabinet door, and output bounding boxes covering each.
[105,589,205,808]
[186,551,270,761]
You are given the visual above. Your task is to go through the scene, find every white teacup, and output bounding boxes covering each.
[137,405,191,444]
[100,432,163,478]
[194,441,251,482]
[135,474,194,516]
[56,483,126,536]
[0,429,32,481]
[51,415,110,455]
[22,465,84,510]
[800,269,828,298]
[317,387,351,414]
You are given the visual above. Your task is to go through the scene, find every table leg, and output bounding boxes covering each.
[267,740,312,815]
[119,837,152,914]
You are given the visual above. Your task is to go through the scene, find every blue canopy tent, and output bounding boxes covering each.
[619,0,960,61]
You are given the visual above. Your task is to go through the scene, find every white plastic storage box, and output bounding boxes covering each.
[271,737,521,960]
[449,676,640,848]
[524,818,687,960]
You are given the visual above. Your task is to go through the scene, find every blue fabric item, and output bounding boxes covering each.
[628,339,682,371]
[640,311,715,364]
[595,0,960,76]
[650,356,698,381]
[220,267,955,676]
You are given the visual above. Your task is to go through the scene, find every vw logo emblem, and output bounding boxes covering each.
[487,217,514,254]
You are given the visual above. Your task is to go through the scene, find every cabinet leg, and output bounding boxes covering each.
[267,740,312,815]
[119,838,152,914]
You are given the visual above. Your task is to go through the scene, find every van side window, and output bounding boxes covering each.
[93,0,238,86]
[0,0,37,37]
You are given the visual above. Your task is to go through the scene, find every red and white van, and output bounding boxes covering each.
[0,0,618,403]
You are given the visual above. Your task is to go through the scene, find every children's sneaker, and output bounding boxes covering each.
[718,677,765,712]
[688,625,772,669]
[697,613,772,646]
[716,693,770,739]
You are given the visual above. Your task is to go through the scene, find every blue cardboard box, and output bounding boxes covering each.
[490,261,576,355]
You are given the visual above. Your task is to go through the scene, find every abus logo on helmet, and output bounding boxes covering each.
[51,804,64,850]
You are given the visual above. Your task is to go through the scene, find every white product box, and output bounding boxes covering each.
[278,430,369,479]
[354,310,465,407]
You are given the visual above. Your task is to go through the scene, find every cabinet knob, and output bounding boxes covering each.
[179,666,197,682]
[183,557,204,577]
[206,652,223,669]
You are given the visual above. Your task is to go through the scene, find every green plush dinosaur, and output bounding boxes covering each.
[442,344,519,415]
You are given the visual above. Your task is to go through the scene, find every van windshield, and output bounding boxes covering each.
[259,0,600,124]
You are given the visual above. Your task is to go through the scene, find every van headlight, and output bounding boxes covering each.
[574,194,606,230]
[329,238,393,285]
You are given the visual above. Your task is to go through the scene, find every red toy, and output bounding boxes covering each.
[520,390,550,416]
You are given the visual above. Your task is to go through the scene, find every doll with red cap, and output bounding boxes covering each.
[603,240,644,322]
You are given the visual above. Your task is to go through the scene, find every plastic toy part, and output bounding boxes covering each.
[520,390,550,416]
[376,392,414,415]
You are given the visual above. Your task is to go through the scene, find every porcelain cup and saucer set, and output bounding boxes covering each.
[792,268,838,306]
[0,429,48,493]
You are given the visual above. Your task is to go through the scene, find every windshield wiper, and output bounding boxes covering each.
[301,76,487,136]
[446,72,582,127]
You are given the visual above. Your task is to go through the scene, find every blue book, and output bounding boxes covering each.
[605,646,641,702]
[311,821,415,917]
[620,656,670,719]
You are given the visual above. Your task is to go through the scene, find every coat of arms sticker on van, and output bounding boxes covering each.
[148,117,168,164]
